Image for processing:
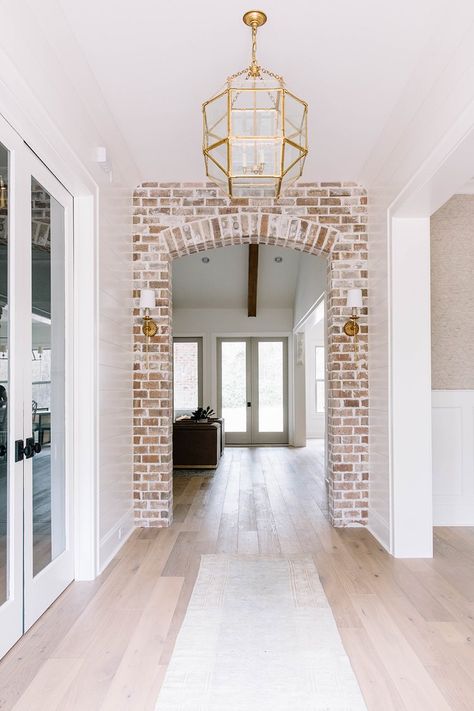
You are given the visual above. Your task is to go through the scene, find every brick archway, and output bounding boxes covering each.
[133,183,368,529]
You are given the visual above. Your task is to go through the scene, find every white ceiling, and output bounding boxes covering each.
[172,245,302,309]
[57,0,449,182]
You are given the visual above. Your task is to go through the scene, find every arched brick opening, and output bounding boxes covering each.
[133,185,368,529]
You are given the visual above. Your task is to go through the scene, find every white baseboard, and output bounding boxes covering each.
[99,508,134,573]
[434,498,474,526]
[367,509,390,552]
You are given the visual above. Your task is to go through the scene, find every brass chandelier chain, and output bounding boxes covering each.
[250,23,259,76]
[226,11,283,84]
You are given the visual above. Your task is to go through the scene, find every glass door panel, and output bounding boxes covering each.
[257,340,284,433]
[253,338,288,444]
[31,177,66,577]
[23,155,73,633]
[217,339,251,444]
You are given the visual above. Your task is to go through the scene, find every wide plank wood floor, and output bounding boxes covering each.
[1,441,474,710]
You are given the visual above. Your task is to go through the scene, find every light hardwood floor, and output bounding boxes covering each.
[1,442,474,710]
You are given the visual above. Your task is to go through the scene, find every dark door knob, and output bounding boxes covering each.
[25,437,41,459]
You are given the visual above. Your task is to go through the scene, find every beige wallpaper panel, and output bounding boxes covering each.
[431,194,474,389]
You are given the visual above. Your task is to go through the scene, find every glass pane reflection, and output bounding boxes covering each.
[221,341,247,433]
[258,341,284,432]
[31,177,66,577]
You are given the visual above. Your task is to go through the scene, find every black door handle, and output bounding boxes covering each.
[15,437,42,462]
[25,437,41,458]
[15,439,25,462]
[247,401,251,407]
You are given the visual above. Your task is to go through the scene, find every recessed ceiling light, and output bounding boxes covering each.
[202,256,210,263]
[274,256,283,263]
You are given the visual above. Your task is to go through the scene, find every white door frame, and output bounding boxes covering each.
[216,335,290,445]
[0,114,25,659]
[388,101,474,557]
[0,64,98,580]
[23,152,75,629]
[0,116,81,657]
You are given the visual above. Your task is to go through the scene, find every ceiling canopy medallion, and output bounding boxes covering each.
[202,10,308,199]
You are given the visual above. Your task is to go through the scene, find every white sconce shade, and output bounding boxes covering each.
[346,288,363,309]
[140,289,155,310]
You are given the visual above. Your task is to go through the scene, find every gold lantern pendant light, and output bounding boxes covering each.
[202,10,308,199]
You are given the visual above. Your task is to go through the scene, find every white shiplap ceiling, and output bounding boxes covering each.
[55,0,451,182]
[172,245,304,309]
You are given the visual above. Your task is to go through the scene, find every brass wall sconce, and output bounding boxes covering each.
[343,288,363,338]
[140,289,157,338]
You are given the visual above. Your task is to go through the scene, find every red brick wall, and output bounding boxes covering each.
[133,182,368,527]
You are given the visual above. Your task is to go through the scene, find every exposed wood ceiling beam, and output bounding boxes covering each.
[248,244,259,317]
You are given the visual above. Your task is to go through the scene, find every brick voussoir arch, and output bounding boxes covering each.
[133,182,368,531]
[159,212,340,260]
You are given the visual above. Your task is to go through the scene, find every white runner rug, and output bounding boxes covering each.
[156,555,367,710]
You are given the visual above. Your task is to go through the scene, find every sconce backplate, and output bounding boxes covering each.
[343,319,360,337]
[142,317,158,338]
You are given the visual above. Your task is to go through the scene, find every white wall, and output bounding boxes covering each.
[97,184,135,570]
[293,254,326,328]
[173,307,292,417]
[291,255,326,447]
[391,218,432,557]
[304,318,325,439]
[362,4,474,554]
[0,2,139,575]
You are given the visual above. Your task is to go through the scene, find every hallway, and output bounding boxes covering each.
[1,443,474,710]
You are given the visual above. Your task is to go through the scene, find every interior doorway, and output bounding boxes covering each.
[171,244,326,459]
[217,336,289,445]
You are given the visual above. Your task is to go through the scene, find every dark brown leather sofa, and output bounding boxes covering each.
[173,419,224,468]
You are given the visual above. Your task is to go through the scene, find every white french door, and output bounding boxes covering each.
[217,337,288,445]
[0,116,74,658]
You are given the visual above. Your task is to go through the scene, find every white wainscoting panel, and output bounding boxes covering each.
[432,390,474,525]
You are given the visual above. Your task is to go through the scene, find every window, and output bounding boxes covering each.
[315,345,325,413]
[0,348,52,410]
[173,337,203,417]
